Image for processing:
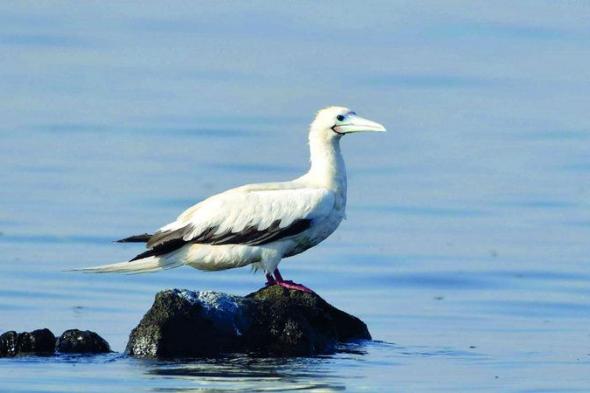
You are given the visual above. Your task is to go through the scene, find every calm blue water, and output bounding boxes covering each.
[1,2,590,392]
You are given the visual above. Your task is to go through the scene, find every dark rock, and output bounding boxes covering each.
[126,290,250,358]
[56,329,111,354]
[0,329,55,357]
[17,329,56,354]
[245,286,371,355]
[0,331,19,357]
[0,328,111,357]
[127,286,371,358]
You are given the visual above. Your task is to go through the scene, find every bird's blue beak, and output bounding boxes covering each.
[332,114,387,134]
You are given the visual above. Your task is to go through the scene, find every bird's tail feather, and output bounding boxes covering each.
[71,256,184,274]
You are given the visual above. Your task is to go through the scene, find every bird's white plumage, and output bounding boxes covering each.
[79,106,385,280]
[162,185,335,240]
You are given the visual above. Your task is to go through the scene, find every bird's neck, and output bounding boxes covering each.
[306,132,347,195]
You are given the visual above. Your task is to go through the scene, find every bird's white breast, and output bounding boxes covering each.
[281,206,345,258]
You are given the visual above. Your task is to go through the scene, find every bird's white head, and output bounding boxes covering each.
[309,106,386,143]
[306,106,386,187]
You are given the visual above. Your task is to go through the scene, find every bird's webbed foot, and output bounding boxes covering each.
[275,280,313,293]
[270,268,314,293]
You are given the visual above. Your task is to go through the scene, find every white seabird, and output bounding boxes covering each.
[80,106,386,292]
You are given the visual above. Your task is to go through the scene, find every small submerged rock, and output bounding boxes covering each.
[0,328,110,357]
[0,329,55,356]
[126,286,371,358]
[56,329,111,354]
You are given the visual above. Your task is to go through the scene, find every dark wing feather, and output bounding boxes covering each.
[130,238,186,261]
[200,218,312,245]
[116,233,152,243]
[129,219,312,261]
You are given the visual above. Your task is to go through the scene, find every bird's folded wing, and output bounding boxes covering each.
[145,187,335,251]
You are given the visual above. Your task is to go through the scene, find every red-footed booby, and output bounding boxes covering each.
[78,106,386,292]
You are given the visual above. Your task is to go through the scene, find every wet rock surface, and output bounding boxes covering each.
[127,286,371,358]
[0,329,110,357]
[0,329,56,356]
[56,329,111,354]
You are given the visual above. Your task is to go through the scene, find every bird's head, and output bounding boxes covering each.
[309,106,386,142]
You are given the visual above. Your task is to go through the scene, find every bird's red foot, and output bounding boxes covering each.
[271,268,313,293]
[275,280,313,293]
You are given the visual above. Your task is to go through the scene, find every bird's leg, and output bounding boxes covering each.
[265,273,276,286]
[272,268,313,293]
[273,268,284,282]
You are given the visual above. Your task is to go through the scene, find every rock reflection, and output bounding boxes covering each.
[145,351,364,392]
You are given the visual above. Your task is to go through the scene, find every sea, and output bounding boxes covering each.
[1,1,589,392]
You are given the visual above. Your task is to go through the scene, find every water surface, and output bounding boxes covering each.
[1,2,590,392]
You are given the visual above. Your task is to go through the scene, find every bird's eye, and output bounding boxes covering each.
[336,115,345,121]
